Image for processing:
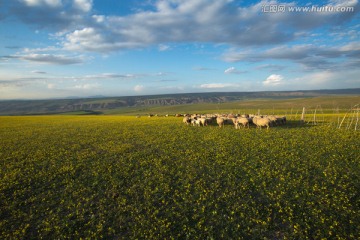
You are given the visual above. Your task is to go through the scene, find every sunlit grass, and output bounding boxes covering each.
[0,115,359,239]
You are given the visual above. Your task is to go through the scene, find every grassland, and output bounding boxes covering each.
[1,114,359,239]
[102,96,360,115]
[1,90,359,115]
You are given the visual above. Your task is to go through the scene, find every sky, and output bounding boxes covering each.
[0,0,359,99]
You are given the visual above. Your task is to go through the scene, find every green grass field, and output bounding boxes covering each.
[1,114,359,239]
[100,96,360,116]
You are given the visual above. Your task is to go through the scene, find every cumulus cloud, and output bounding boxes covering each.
[92,15,105,23]
[73,0,92,12]
[63,27,146,52]
[2,0,359,53]
[263,74,283,86]
[223,45,317,62]
[2,45,90,65]
[134,85,144,92]
[4,0,93,30]
[223,42,360,71]
[60,0,359,53]
[1,0,359,98]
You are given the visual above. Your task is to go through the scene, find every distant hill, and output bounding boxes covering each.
[0,88,359,115]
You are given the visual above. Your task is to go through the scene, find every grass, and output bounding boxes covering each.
[0,115,359,239]
[101,96,360,115]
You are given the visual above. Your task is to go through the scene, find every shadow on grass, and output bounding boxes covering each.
[184,119,322,129]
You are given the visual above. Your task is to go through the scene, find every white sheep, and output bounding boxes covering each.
[183,116,191,125]
[236,117,250,128]
[229,118,239,129]
[216,117,225,128]
[191,118,197,126]
[253,116,271,129]
[199,117,207,126]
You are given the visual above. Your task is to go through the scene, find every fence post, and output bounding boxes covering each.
[300,107,305,124]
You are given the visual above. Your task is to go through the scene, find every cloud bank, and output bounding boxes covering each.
[3,0,358,53]
[0,0,359,99]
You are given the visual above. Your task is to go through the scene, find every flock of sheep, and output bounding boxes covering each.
[181,114,287,129]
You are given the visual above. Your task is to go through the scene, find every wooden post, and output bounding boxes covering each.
[355,108,359,131]
[300,107,305,124]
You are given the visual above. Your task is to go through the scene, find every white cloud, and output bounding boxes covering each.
[47,83,56,89]
[223,42,360,71]
[92,15,105,23]
[200,83,238,89]
[224,67,246,74]
[83,73,138,80]
[284,70,360,90]
[6,0,359,54]
[6,0,93,30]
[224,67,235,74]
[134,85,144,92]
[263,74,283,86]
[23,0,62,8]
[0,78,47,90]
[339,41,360,51]
[60,0,360,53]
[158,44,170,51]
[103,73,136,79]
[31,70,47,74]
[328,0,358,8]
[17,53,86,65]
[74,83,100,89]
[221,49,253,62]
[1,0,359,99]
[73,0,92,12]
[63,27,145,52]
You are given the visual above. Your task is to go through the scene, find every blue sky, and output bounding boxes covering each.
[0,0,359,99]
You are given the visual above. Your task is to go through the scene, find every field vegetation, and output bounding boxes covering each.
[103,96,360,116]
[0,101,359,238]
[0,93,359,116]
